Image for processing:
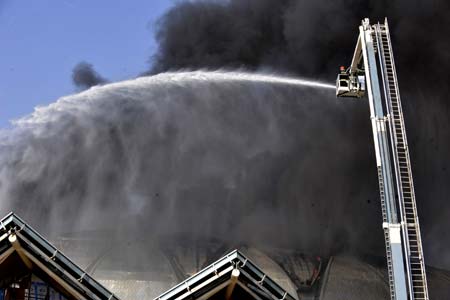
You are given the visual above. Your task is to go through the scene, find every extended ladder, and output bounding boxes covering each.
[374,20,429,300]
[336,18,429,300]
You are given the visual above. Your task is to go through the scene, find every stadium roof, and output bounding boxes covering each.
[156,249,297,300]
[0,212,119,300]
[0,212,298,300]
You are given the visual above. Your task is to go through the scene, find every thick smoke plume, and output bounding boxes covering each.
[0,0,448,273]
[151,0,450,80]
[72,61,107,90]
[150,0,450,268]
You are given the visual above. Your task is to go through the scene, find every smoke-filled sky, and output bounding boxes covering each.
[1,0,448,125]
[0,0,449,271]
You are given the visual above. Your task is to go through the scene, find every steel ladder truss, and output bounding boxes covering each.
[377,166,396,300]
[372,20,429,300]
[371,24,399,300]
[354,18,429,300]
[341,17,429,300]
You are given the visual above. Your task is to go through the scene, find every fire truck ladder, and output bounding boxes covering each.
[374,20,429,300]
[336,18,429,300]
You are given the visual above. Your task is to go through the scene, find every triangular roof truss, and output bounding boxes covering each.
[156,250,297,300]
[0,212,119,300]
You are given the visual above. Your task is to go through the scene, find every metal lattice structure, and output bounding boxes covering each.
[336,18,429,300]
[156,250,297,300]
[0,212,120,300]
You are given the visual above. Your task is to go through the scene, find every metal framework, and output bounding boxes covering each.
[0,212,119,300]
[156,249,297,300]
[336,18,429,300]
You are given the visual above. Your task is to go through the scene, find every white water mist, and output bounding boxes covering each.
[0,71,379,259]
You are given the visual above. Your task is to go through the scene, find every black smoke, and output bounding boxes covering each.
[151,1,290,74]
[0,0,448,274]
[150,0,450,268]
[151,0,450,79]
[72,61,107,90]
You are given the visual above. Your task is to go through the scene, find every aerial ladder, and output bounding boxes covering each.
[336,18,429,300]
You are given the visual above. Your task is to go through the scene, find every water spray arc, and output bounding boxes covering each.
[165,71,335,89]
[1,69,355,258]
[336,18,429,300]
